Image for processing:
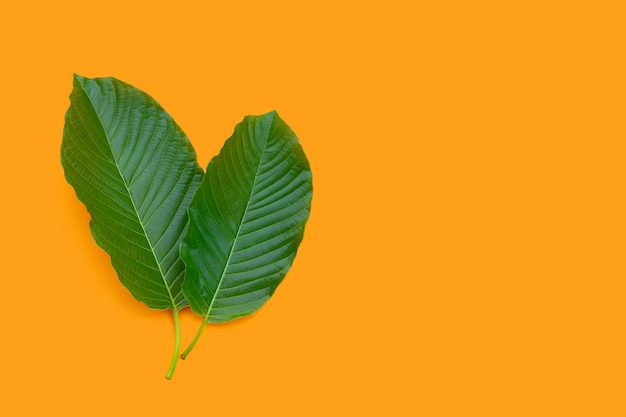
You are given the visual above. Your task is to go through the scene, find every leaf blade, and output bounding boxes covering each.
[181,111,312,324]
[61,74,203,310]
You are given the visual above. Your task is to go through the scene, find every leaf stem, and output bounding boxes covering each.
[165,307,181,379]
[181,318,207,360]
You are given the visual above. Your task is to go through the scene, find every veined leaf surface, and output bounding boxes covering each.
[181,111,312,352]
[61,75,203,377]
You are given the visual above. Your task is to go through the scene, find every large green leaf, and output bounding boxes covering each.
[180,111,312,356]
[61,75,203,377]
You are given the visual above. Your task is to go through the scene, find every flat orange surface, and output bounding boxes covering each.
[1,1,624,415]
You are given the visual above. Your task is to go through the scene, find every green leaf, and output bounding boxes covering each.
[61,75,203,378]
[180,111,312,357]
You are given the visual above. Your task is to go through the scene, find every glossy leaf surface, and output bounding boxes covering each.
[61,75,203,310]
[181,111,312,324]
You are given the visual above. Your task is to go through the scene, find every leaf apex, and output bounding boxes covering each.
[72,73,87,88]
[266,109,279,120]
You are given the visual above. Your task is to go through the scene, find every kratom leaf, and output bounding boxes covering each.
[180,111,312,357]
[61,75,203,378]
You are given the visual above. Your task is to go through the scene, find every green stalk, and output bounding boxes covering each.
[181,318,207,359]
[165,307,181,379]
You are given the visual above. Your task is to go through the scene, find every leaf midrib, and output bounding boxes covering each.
[76,78,178,310]
[203,116,272,323]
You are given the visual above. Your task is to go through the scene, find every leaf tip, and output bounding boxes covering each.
[72,73,87,88]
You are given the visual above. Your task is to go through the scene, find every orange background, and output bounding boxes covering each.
[1,1,624,415]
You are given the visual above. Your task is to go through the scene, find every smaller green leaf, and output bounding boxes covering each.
[180,111,312,357]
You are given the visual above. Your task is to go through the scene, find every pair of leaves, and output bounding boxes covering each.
[61,75,312,378]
